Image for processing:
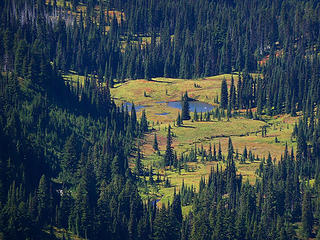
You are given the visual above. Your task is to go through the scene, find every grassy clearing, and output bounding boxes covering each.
[111,74,262,123]
[62,71,298,209]
[144,118,267,155]
[109,74,299,210]
[138,161,225,207]
[62,71,298,211]
[137,114,298,209]
[112,75,234,106]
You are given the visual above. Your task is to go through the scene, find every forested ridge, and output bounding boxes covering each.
[0,0,320,239]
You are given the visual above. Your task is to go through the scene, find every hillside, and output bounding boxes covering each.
[1,0,320,240]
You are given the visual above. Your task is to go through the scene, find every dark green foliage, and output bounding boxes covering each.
[153,133,159,152]
[220,78,228,109]
[134,146,143,176]
[181,92,190,120]
[302,189,313,238]
[61,134,78,184]
[229,76,236,110]
[37,175,50,225]
[164,125,174,167]
[193,108,198,121]
[177,112,182,126]
[1,0,320,239]
[153,204,179,240]
[140,110,148,133]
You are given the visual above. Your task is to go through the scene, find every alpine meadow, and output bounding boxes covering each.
[1,0,320,239]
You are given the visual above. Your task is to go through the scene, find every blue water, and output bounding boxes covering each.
[167,101,214,112]
[122,102,146,111]
[155,112,169,116]
[120,100,214,113]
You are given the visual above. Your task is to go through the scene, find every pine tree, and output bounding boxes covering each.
[171,192,182,224]
[181,92,190,120]
[227,137,234,162]
[134,146,143,176]
[220,78,228,109]
[149,166,154,185]
[218,142,222,161]
[37,175,49,225]
[291,95,296,116]
[14,40,27,77]
[164,125,174,167]
[140,110,148,133]
[177,112,182,126]
[153,133,159,152]
[193,108,198,121]
[302,189,313,239]
[62,134,78,184]
[229,76,236,109]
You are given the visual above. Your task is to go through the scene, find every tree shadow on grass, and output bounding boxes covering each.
[179,125,196,129]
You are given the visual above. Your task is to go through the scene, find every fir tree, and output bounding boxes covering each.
[181,92,190,120]
[302,189,313,239]
[135,145,143,176]
[153,133,159,152]
[220,78,228,109]
[164,125,174,167]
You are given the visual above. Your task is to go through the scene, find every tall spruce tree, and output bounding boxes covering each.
[153,133,159,152]
[220,78,228,109]
[181,92,190,120]
[164,125,174,167]
[302,189,313,238]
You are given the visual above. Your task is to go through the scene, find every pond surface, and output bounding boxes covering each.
[122,102,146,111]
[167,101,214,112]
[155,112,169,116]
[120,100,214,113]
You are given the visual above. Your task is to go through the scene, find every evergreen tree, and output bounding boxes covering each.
[61,134,78,184]
[220,78,228,109]
[227,137,234,162]
[229,76,236,109]
[37,175,49,225]
[181,92,190,120]
[164,125,174,167]
[302,189,313,239]
[177,112,182,126]
[193,108,198,121]
[140,110,148,133]
[153,133,159,152]
[135,146,143,176]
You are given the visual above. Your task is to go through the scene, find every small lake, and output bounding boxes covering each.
[155,112,169,116]
[167,101,214,112]
[120,100,214,113]
[122,102,146,111]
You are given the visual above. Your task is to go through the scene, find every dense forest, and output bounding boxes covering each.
[0,0,320,239]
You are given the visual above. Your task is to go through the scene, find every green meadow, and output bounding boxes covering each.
[64,72,298,208]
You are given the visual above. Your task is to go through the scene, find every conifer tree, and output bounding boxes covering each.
[62,134,78,184]
[153,133,159,152]
[164,125,174,167]
[229,76,236,109]
[140,110,148,133]
[134,145,143,176]
[227,137,234,162]
[177,112,182,126]
[218,142,222,161]
[181,92,190,120]
[220,78,228,109]
[37,174,49,225]
[302,189,313,238]
[194,108,198,121]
